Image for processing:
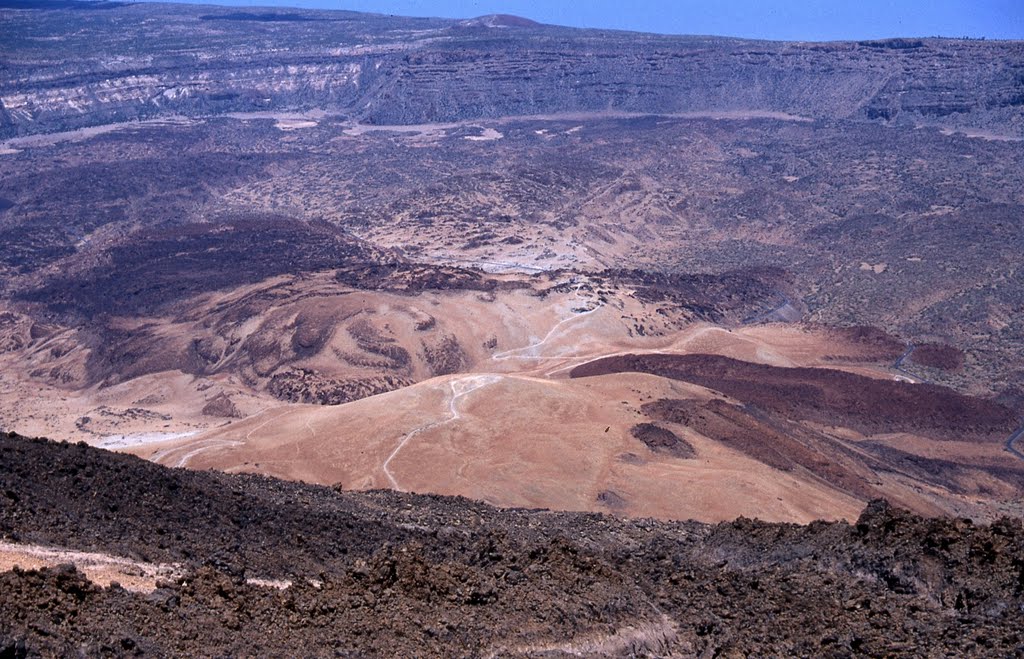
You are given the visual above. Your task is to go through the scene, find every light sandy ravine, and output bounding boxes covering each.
[0,116,197,150]
[96,431,200,450]
[274,119,318,131]
[0,541,183,592]
[382,375,500,491]
[485,614,678,657]
[0,542,298,592]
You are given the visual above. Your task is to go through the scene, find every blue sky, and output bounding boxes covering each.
[151,0,1024,40]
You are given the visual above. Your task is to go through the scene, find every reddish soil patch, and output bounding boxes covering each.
[909,343,965,371]
[629,423,695,458]
[572,354,1018,442]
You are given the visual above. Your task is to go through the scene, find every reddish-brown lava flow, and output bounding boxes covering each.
[641,397,887,501]
[570,353,1019,442]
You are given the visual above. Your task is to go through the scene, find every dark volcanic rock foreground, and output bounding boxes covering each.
[2,433,1023,656]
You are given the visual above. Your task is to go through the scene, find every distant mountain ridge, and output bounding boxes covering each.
[1,1,1023,138]
[455,14,541,29]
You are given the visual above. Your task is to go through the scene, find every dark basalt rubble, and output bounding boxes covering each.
[18,215,382,320]
[910,343,966,371]
[2,432,1023,656]
[601,266,790,324]
[333,262,528,294]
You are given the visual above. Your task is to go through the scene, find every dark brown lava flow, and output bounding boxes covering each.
[2,432,1024,656]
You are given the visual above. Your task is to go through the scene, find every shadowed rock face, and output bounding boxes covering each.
[2,433,1024,656]
[2,2,1023,138]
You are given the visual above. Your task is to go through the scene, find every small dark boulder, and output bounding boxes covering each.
[630,423,696,458]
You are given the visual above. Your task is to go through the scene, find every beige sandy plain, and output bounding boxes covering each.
[2,268,1012,524]
[116,306,992,524]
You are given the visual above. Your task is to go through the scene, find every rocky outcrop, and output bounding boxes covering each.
[267,369,415,405]
[200,392,241,418]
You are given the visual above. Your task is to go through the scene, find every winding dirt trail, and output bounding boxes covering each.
[382,375,500,491]
[172,439,244,468]
[492,283,601,361]
[167,410,291,467]
[147,410,290,467]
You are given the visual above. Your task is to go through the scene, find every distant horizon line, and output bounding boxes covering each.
[97,0,1024,42]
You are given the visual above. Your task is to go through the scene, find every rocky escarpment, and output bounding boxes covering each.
[1,433,1024,656]
[1,2,1023,138]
